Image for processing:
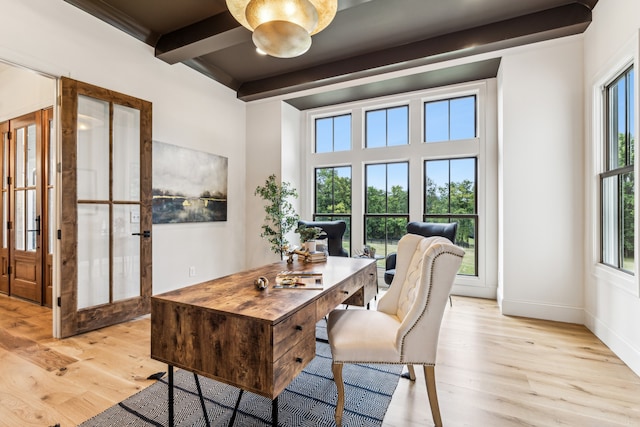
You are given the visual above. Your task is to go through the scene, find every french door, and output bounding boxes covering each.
[59,77,152,338]
[0,109,53,306]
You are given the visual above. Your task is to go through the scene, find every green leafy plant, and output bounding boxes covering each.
[295,225,326,243]
[255,174,299,258]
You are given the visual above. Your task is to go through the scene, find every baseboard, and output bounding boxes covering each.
[500,298,584,324]
[584,310,640,377]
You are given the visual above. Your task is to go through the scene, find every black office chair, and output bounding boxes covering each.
[384,221,458,285]
[297,220,348,257]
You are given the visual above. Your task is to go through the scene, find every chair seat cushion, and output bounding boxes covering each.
[327,309,401,363]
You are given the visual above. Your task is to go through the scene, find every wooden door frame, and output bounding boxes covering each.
[42,107,54,307]
[59,77,152,338]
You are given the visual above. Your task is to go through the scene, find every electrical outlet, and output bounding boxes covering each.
[189,266,196,277]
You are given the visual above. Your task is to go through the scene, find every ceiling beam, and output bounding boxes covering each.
[237,2,592,101]
[154,0,376,64]
[155,12,250,65]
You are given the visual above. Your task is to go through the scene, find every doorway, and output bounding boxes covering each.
[0,108,54,306]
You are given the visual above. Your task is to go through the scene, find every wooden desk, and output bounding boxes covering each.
[150,256,377,425]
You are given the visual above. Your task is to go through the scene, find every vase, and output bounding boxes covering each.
[305,240,317,252]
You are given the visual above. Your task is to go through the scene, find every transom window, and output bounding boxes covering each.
[365,105,409,148]
[425,95,476,142]
[601,66,635,274]
[315,114,351,153]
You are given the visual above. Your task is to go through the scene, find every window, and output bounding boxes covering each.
[365,105,409,148]
[306,82,492,289]
[601,66,635,274]
[425,95,476,142]
[314,166,352,253]
[315,114,351,153]
[425,158,477,275]
[364,162,409,264]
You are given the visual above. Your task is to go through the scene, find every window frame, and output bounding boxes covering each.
[599,65,635,274]
[590,39,638,296]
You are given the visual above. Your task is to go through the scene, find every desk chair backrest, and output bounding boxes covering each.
[297,220,348,257]
[407,221,458,242]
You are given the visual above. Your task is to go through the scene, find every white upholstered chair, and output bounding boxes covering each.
[327,234,464,426]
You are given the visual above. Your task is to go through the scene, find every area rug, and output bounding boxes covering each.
[80,322,402,426]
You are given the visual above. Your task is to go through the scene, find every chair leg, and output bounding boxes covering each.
[332,362,345,426]
[407,364,416,380]
[424,365,442,427]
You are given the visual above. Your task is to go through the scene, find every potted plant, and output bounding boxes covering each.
[255,174,299,259]
[295,224,326,252]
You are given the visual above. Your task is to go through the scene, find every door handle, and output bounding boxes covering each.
[132,230,151,238]
[27,216,41,235]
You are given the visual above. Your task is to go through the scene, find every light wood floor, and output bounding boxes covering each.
[1,294,640,427]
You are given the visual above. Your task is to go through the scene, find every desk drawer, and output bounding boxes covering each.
[316,276,361,320]
[273,334,315,396]
[273,302,315,361]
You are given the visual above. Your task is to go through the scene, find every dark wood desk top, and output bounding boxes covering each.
[152,256,375,324]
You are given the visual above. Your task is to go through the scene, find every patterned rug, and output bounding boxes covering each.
[80,323,402,427]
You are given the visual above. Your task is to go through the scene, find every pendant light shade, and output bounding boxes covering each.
[226,0,337,58]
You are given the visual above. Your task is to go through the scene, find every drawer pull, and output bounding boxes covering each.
[295,325,303,331]
[343,290,349,294]
[295,357,303,363]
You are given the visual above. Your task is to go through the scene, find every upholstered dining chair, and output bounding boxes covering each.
[297,219,348,257]
[384,221,458,285]
[327,234,464,427]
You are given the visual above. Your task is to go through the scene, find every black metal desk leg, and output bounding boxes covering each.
[168,365,174,427]
[193,373,211,427]
[272,396,278,427]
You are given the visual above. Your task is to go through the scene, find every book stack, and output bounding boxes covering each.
[305,251,327,263]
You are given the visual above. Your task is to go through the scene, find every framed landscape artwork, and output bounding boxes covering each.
[152,141,228,223]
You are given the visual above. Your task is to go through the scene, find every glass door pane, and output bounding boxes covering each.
[15,190,25,250]
[113,104,140,202]
[26,189,37,252]
[77,95,109,201]
[113,204,140,301]
[77,204,110,309]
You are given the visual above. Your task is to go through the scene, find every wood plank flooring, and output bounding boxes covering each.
[1,293,639,426]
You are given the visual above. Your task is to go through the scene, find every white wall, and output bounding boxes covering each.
[0,0,247,295]
[497,37,585,324]
[0,65,55,121]
[245,100,286,267]
[583,0,640,376]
